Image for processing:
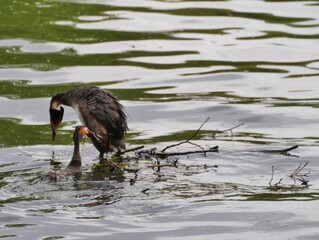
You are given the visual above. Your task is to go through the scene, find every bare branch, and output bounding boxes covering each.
[212,122,244,139]
[116,145,145,156]
[269,165,275,186]
[269,165,282,187]
[289,162,310,185]
[161,117,210,152]
[261,145,298,155]
[155,146,219,158]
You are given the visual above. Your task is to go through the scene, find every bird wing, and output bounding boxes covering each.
[86,89,127,139]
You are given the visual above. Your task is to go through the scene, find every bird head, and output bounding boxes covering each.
[73,126,89,142]
[49,106,64,142]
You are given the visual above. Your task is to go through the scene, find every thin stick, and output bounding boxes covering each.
[269,165,283,187]
[212,122,244,138]
[116,145,145,156]
[161,117,210,152]
[289,162,309,178]
[261,145,298,154]
[155,146,218,158]
[269,165,275,186]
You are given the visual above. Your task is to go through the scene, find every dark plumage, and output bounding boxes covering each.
[68,125,88,167]
[49,87,128,157]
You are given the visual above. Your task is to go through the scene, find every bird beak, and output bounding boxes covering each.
[78,126,89,138]
[51,125,57,142]
[73,126,89,142]
[49,107,64,142]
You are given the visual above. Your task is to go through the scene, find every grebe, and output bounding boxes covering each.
[46,126,88,179]
[49,87,128,157]
[68,125,89,167]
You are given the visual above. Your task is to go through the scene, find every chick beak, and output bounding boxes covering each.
[78,126,89,139]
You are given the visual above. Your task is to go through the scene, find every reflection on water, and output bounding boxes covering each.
[1,0,319,239]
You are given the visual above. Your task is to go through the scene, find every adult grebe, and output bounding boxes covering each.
[49,87,128,157]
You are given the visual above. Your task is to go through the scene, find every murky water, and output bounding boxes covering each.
[1,0,319,239]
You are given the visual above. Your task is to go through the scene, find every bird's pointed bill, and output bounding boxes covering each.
[51,126,57,142]
[78,126,89,138]
[49,107,64,142]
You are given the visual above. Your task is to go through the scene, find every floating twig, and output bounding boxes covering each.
[154,146,219,158]
[211,122,244,139]
[289,162,310,185]
[269,162,310,188]
[161,117,210,153]
[116,145,145,156]
[261,145,298,155]
[269,165,283,187]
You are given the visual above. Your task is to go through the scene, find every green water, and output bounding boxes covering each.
[1,0,319,239]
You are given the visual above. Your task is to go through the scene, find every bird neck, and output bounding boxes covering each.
[51,93,73,110]
[69,137,82,167]
[50,100,60,110]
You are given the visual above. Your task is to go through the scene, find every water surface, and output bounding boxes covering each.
[1,0,319,239]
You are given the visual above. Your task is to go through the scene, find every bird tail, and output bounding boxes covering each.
[110,138,126,152]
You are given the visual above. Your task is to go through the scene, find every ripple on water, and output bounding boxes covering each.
[1,0,319,239]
